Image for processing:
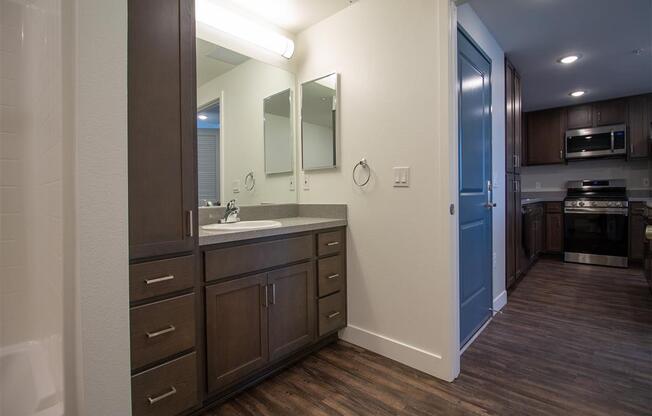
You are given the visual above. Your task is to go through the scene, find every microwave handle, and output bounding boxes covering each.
[610,131,614,153]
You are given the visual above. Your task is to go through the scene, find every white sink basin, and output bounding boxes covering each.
[202,220,282,232]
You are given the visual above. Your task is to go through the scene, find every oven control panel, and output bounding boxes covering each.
[564,200,628,208]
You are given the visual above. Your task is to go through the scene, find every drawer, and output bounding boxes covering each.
[318,255,345,297]
[318,291,346,337]
[130,293,196,369]
[132,352,198,416]
[204,235,313,281]
[317,229,344,256]
[545,202,562,213]
[130,255,195,302]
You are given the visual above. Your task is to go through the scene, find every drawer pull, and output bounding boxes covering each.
[147,386,177,405]
[326,241,340,246]
[146,325,176,339]
[327,274,340,280]
[327,311,341,319]
[144,275,175,285]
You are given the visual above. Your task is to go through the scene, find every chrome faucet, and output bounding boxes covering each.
[222,199,240,223]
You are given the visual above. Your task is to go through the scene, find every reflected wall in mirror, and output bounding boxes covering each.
[301,73,338,170]
[264,89,293,174]
[196,37,297,206]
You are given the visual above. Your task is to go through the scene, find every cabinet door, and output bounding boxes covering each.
[630,203,646,261]
[514,177,523,277]
[593,98,626,126]
[526,109,565,165]
[545,213,563,253]
[505,174,516,288]
[566,104,593,129]
[505,62,515,173]
[627,94,650,159]
[128,0,197,260]
[267,263,315,361]
[514,72,522,174]
[205,274,268,393]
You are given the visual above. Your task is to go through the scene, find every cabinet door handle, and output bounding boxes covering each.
[327,274,340,280]
[144,275,174,285]
[147,386,177,405]
[326,241,340,247]
[327,311,341,319]
[146,325,176,339]
[271,283,276,305]
[559,149,563,160]
[186,210,194,237]
[263,285,269,307]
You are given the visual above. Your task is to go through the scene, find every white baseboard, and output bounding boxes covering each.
[493,290,507,312]
[340,325,452,381]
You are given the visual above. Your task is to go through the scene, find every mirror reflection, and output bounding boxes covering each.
[196,38,296,206]
[301,73,338,170]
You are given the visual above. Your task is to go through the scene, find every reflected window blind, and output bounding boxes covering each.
[198,130,219,203]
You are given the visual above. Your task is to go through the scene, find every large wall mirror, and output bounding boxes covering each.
[196,37,297,206]
[301,73,339,170]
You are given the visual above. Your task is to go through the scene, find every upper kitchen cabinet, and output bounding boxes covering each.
[505,60,522,173]
[128,0,197,260]
[593,98,627,126]
[524,108,566,165]
[566,104,593,129]
[627,93,652,159]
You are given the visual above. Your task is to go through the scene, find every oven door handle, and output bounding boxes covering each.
[564,207,628,215]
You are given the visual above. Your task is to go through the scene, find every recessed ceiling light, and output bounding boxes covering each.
[569,90,585,97]
[558,55,580,64]
[198,114,208,120]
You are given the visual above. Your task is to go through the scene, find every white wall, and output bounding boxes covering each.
[457,4,507,309]
[198,59,297,205]
[295,0,459,380]
[522,159,650,191]
[72,0,131,414]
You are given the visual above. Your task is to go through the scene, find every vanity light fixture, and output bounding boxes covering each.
[195,0,295,59]
[558,55,580,64]
[569,90,585,97]
[198,114,208,120]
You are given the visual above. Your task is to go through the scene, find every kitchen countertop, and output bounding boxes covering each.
[199,217,347,246]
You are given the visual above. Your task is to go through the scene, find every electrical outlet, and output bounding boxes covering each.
[535,182,541,189]
[302,174,310,191]
[232,180,240,194]
[289,177,295,191]
[644,177,650,187]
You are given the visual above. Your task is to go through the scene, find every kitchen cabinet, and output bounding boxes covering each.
[525,108,566,165]
[128,0,197,260]
[544,202,563,254]
[629,202,646,262]
[593,98,627,126]
[505,174,522,289]
[505,60,522,173]
[566,104,593,129]
[627,93,652,159]
[523,203,544,266]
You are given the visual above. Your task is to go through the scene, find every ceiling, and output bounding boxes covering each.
[219,0,352,34]
[468,0,652,111]
[196,39,249,87]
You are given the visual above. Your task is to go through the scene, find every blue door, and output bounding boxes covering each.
[458,29,493,346]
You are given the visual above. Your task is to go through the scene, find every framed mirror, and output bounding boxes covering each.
[264,89,293,174]
[301,73,338,170]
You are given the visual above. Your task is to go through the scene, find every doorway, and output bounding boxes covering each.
[457,28,494,347]
[197,100,221,206]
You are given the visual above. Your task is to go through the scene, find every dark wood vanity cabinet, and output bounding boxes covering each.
[629,202,647,262]
[128,0,197,260]
[524,108,566,165]
[203,228,347,397]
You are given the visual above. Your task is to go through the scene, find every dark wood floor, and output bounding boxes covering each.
[204,259,652,415]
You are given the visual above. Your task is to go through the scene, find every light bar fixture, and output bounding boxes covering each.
[196,0,295,59]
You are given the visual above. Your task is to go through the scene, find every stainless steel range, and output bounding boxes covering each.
[564,179,629,268]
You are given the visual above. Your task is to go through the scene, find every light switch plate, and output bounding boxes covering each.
[302,174,310,191]
[232,180,240,193]
[393,167,410,187]
[289,177,295,191]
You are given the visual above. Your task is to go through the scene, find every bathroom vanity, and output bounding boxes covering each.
[127,0,345,414]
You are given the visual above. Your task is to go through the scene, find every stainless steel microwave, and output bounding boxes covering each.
[565,124,627,160]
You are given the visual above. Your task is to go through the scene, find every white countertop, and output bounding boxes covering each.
[199,217,347,246]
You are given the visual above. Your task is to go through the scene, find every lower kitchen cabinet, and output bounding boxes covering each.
[205,273,269,392]
[630,202,646,262]
[505,174,522,289]
[523,203,544,268]
[545,202,563,254]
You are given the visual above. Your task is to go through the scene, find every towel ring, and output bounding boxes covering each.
[352,158,371,187]
[244,171,255,191]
